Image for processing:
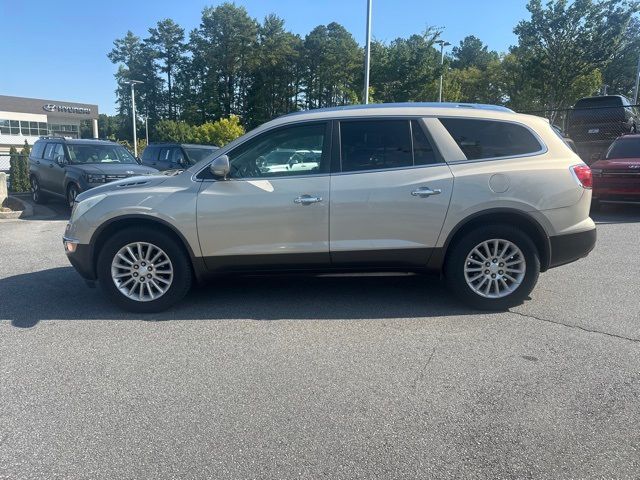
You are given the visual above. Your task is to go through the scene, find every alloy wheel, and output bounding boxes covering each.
[110,242,174,302]
[463,238,526,299]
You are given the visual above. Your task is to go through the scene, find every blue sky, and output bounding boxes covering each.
[0,0,530,115]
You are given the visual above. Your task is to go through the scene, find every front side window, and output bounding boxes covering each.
[439,118,542,160]
[227,122,327,179]
[340,120,412,172]
[66,144,137,164]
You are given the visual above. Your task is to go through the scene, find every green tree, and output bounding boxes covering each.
[192,3,259,117]
[451,35,499,70]
[154,120,194,143]
[9,146,25,192]
[147,19,186,120]
[246,14,303,126]
[512,0,639,111]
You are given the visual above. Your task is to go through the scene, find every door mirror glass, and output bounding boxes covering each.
[55,154,67,166]
[210,155,230,179]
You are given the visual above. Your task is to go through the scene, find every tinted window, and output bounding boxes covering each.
[606,137,640,159]
[43,143,56,160]
[227,122,327,179]
[440,118,542,160]
[411,120,437,165]
[51,144,65,161]
[32,142,46,159]
[141,146,159,162]
[575,96,623,109]
[340,120,412,172]
[184,146,218,164]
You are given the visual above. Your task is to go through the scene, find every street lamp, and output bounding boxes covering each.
[363,0,373,104]
[124,79,144,157]
[435,40,451,102]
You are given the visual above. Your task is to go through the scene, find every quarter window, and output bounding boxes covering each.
[439,118,542,160]
[226,122,327,179]
[340,120,412,172]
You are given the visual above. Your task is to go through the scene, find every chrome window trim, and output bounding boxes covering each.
[436,116,548,164]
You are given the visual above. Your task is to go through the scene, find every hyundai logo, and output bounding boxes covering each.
[43,104,56,112]
[42,104,91,114]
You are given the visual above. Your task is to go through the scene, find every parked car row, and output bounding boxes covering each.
[29,139,218,208]
[61,103,597,313]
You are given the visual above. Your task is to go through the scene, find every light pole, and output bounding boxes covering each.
[633,54,640,105]
[145,113,149,145]
[435,40,451,102]
[363,0,372,104]
[125,79,144,157]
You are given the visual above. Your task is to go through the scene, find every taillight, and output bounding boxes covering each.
[571,164,592,189]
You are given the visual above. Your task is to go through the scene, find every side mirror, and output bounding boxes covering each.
[209,155,230,179]
[55,155,67,166]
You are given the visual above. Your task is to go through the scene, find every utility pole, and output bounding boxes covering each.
[633,55,640,105]
[436,40,451,102]
[125,80,144,157]
[363,0,372,104]
[145,113,149,145]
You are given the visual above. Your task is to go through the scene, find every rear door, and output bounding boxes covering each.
[329,118,454,267]
[140,146,160,168]
[39,143,58,193]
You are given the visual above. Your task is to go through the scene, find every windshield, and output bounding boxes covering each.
[184,146,218,164]
[67,144,138,164]
[606,138,640,159]
[575,96,622,109]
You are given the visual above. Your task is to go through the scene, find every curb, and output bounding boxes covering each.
[0,196,34,219]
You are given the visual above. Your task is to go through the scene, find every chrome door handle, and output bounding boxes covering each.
[411,187,442,198]
[294,195,323,205]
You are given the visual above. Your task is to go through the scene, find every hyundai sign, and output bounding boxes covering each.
[43,104,91,115]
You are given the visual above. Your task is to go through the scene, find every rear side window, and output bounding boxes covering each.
[43,143,56,160]
[340,120,412,172]
[439,118,542,160]
[411,120,437,165]
[32,142,46,159]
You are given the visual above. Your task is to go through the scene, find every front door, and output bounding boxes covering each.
[329,119,454,267]
[196,122,332,271]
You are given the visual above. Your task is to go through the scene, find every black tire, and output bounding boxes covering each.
[30,176,46,204]
[66,183,80,209]
[97,228,192,313]
[444,224,541,310]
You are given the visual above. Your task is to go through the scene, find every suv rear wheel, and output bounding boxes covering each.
[445,225,540,310]
[31,176,46,204]
[66,183,79,209]
[97,228,192,313]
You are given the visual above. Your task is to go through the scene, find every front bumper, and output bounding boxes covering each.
[548,228,597,269]
[63,236,96,281]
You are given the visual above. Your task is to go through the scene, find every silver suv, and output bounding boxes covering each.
[63,103,596,312]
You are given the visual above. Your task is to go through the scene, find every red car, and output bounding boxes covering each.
[590,134,640,209]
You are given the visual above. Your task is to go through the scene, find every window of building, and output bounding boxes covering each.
[0,119,9,135]
[340,120,413,172]
[439,118,543,160]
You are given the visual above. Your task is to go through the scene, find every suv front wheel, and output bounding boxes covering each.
[445,225,540,310]
[97,228,193,313]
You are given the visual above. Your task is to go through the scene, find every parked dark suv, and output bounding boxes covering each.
[29,137,158,208]
[565,95,639,163]
[140,143,218,171]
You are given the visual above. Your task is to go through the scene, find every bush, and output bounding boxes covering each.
[154,116,245,147]
[8,145,29,192]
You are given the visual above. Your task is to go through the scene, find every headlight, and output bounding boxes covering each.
[70,194,106,222]
[85,173,107,183]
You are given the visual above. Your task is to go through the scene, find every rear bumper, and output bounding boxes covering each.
[548,228,597,269]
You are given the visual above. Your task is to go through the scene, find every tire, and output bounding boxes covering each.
[30,176,46,204]
[97,228,192,313]
[66,183,80,209]
[444,225,541,310]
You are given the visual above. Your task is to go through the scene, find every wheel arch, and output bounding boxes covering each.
[89,215,207,282]
[428,208,551,273]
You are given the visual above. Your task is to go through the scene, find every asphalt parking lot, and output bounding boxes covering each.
[1,199,639,479]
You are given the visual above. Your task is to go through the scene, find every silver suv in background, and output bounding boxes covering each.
[63,103,596,312]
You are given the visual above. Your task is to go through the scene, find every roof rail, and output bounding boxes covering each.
[38,135,67,140]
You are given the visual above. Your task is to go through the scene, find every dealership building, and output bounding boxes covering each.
[0,95,99,155]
